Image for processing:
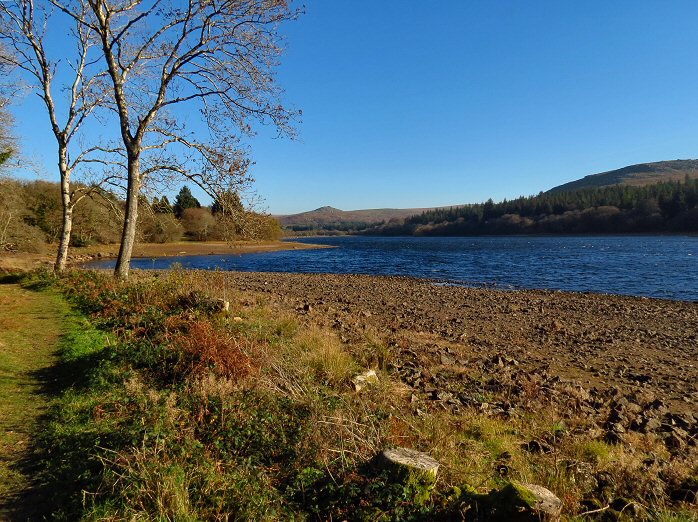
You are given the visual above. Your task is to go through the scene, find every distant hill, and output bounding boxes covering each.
[276,206,437,228]
[548,159,698,193]
[280,160,698,234]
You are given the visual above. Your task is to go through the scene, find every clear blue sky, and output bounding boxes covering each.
[11,1,698,214]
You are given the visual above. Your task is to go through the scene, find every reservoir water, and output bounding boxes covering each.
[89,236,698,301]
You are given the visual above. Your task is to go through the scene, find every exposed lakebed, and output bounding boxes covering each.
[88,235,698,301]
[216,270,698,447]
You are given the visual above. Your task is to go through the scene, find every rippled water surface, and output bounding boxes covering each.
[90,236,698,301]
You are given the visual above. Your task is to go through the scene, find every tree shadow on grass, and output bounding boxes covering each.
[1,336,120,520]
[0,273,25,285]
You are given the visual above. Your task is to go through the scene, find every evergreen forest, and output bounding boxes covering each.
[368,177,698,236]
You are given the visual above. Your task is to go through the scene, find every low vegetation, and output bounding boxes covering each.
[5,269,696,520]
[284,220,376,236]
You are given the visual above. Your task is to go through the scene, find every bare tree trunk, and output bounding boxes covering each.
[54,208,72,272]
[2,0,118,272]
[114,156,140,279]
[54,148,72,272]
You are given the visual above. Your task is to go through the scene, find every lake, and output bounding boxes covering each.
[89,236,698,301]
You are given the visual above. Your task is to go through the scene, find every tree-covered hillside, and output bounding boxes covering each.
[368,177,698,236]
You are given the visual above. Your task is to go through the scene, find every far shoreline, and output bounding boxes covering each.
[125,240,332,259]
[0,240,331,273]
[323,232,698,238]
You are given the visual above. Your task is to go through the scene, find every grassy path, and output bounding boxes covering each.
[0,284,66,521]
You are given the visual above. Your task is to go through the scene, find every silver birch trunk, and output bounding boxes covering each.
[54,148,72,272]
[54,206,72,271]
[114,156,140,279]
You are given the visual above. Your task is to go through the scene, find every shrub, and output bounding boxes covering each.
[171,320,259,379]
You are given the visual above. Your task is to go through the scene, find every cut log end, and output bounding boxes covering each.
[379,447,440,481]
[376,447,440,505]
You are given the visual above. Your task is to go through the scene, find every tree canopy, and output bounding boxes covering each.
[59,0,299,278]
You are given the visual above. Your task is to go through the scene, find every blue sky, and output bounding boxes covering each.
[10,1,698,214]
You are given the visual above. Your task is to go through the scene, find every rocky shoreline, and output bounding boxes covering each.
[222,271,698,456]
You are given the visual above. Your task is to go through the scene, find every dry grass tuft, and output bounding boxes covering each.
[292,327,357,387]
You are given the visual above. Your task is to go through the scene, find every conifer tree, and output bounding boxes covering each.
[173,186,201,218]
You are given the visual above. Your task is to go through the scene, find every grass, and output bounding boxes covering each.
[2,269,696,521]
[0,284,65,518]
[293,326,358,387]
[0,280,107,520]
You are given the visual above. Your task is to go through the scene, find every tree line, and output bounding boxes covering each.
[0,179,282,254]
[367,178,698,236]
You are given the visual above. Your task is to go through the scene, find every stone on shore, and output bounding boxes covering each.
[484,482,562,522]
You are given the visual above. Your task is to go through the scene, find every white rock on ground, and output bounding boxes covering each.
[352,369,379,392]
[522,483,563,520]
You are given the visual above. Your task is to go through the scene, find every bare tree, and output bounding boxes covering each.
[0,0,120,271]
[53,0,299,279]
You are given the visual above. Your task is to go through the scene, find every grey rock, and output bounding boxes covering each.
[485,482,563,521]
[641,417,662,433]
